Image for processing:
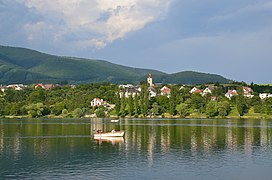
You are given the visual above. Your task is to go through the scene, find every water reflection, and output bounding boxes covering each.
[0,119,272,157]
[0,118,272,179]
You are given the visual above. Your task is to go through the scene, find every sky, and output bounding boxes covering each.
[0,0,272,84]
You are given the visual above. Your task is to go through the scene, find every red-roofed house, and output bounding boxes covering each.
[190,87,202,94]
[243,86,254,98]
[35,83,54,89]
[35,83,45,89]
[225,90,238,99]
[91,98,105,107]
[160,86,171,97]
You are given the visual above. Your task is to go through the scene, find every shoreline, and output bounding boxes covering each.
[1,115,272,120]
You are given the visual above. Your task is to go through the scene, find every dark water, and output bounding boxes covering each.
[1,118,272,180]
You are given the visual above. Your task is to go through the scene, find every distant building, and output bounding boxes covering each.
[35,83,54,90]
[225,90,238,99]
[202,86,214,96]
[91,98,105,107]
[148,86,157,97]
[190,87,202,94]
[8,84,25,90]
[243,86,254,98]
[259,93,272,100]
[119,85,141,98]
[147,74,153,87]
[91,98,115,110]
[160,86,171,97]
[0,85,7,92]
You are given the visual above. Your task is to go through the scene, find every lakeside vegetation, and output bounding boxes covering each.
[0,82,271,119]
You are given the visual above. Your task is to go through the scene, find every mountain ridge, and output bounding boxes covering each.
[0,45,231,84]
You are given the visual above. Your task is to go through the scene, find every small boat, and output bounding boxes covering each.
[94,130,125,138]
[110,119,119,123]
[94,137,124,144]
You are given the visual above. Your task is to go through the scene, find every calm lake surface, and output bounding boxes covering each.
[1,118,272,180]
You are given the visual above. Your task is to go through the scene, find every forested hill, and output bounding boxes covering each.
[0,45,231,84]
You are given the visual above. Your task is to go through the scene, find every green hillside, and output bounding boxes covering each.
[160,71,229,84]
[0,45,231,84]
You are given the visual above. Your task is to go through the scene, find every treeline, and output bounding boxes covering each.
[117,84,272,118]
[0,82,271,118]
[0,82,116,118]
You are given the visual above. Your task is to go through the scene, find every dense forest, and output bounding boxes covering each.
[0,45,230,84]
[0,82,271,119]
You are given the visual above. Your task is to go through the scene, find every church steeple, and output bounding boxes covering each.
[147,74,153,87]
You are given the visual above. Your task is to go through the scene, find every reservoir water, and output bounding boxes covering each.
[1,118,272,180]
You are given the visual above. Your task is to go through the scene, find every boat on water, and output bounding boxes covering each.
[94,130,125,138]
[94,136,124,144]
[110,119,119,123]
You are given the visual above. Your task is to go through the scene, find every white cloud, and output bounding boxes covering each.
[19,0,171,49]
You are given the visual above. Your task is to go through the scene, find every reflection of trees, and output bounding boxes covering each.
[122,119,272,160]
[1,118,272,162]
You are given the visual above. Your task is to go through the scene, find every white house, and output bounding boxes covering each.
[160,86,171,97]
[202,86,214,96]
[91,98,105,107]
[243,86,254,98]
[225,90,238,99]
[259,93,272,100]
[190,87,202,94]
[7,84,24,91]
[148,87,157,97]
[119,86,141,98]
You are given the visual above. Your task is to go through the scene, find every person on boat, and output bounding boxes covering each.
[97,129,102,133]
[111,129,116,133]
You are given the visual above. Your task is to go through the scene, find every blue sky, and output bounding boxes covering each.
[1,0,272,83]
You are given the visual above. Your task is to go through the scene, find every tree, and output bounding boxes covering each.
[140,84,148,116]
[51,102,65,115]
[27,89,46,103]
[95,106,106,118]
[176,103,190,117]
[218,101,230,117]
[127,91,134,116]
[169,86,178,115]
[119,91,127,117]
[134,93,140,116]
[206,101,218,117]
[72,108,83,118]
[151,102,159,116]
[25,103,48,118]
[190,93,206,113]
[114,88,121,115]
[235,96,248,116]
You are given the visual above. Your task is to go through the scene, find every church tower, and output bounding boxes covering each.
[147,74,153,87]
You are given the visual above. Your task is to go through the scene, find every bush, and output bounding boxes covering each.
[72,108,83,118]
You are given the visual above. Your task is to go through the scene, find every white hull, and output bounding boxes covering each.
[94,131,125,138]
[94,137,124,143]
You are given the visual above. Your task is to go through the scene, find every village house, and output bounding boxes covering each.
[225,90,238,99]
[119,85,141,98]
[243,86,254,98]
[148,86,157,97]
[259,93,272,100]
[35,83,55,90]
[160,86,171,97]
[202,86,215,96]
[91,98,115,110]
[190,87,202,94]
[0,85,7,92]
[91,98,105,107]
